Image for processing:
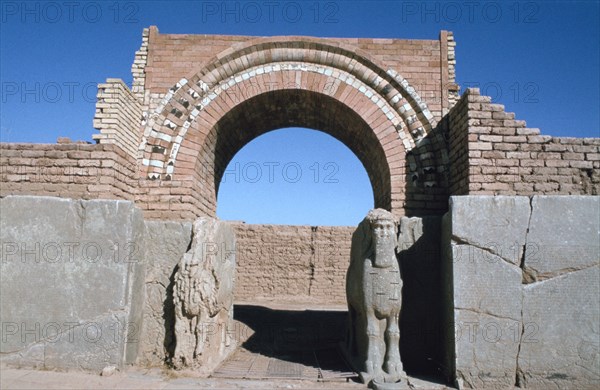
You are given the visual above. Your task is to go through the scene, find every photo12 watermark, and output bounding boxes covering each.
[1,320,139,345]
[461,81,540,104]
[200,1,340,24]
[221,161,340,184]
[0,241,142,264]
[1,1,140,24]
[399,1,540,24]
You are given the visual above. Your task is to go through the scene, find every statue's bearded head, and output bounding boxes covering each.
[371,219,395,247]
[365,209,398,268]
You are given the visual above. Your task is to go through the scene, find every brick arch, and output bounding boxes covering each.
[204,89,393,212]
[139,37,448,217]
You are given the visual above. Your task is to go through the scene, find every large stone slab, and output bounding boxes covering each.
[443,196,529,388]
[517,196,600,389]
[519,266,600,389]
[448,196,531,265]
[138,221,192,366]
[444,195,600,389]
[451,246,522,389]
[0,196,145,371]
[524,195,600,280]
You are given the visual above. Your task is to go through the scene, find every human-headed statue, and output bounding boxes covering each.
[345,209,405,388]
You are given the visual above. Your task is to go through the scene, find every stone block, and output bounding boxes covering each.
[451,246,522,389]
[0,196,145,371]
[519,266,599,388]
[444,195,600,389]
[524,196,600,280]
[138,220,192,366]
[448,196,531,265]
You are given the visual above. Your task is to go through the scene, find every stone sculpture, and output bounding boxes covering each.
[345,209,406,388]
[172,218,236,372]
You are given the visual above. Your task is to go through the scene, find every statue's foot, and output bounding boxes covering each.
[360,370,384,386]
[383,362,406,383]
[370,378,409,390]
[359,371,372,385]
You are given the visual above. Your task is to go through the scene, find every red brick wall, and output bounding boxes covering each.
[0,143,137,200]
[448,88,600,195]
[2,32,598,218]
[144,27,448,119]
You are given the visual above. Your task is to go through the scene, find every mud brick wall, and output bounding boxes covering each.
[92,78,143,159]
[448,88,600,196]
[231,223,354,305]
[0,143,137,200]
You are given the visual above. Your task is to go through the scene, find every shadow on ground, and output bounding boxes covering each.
[233,304,352,376]
[230,304,449,387]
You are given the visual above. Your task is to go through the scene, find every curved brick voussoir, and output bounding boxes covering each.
[137,36,449,217]
[142,39,439,164]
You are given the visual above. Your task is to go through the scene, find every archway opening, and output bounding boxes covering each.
[216,127,373,226]
[195,89,394,217]
[203,91,390,381]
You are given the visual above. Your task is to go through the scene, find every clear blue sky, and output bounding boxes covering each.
[1,1,599,225]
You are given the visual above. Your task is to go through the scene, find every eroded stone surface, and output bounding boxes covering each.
[444,195,600,389]
[138,221,192,366]
[449,196,531,265]
[0,196,145,371]
[524,195,600,281]
[172,218,236,374]
[516,196,600,388]
[451,245,522,389]
[519,266,600,389]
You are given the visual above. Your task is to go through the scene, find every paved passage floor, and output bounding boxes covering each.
[213,305,356,382]
[212,342,356,381]
[1,365,453,389]
[1,304,451,389]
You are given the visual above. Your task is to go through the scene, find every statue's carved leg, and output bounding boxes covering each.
[383,311,404,383]
[360,311,383,385]
[193,311,207,358]
[173,305,194,368]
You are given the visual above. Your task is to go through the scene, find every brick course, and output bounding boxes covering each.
[0,142,137,200]
[448,88,600,196]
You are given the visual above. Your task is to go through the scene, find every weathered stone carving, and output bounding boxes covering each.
[345,209,406,387]
[172,218,236,373]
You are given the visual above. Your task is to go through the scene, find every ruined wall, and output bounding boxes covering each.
[231,223,354,305]
[92,78,143,159]
[0,143,137,201]
[448,88,600,196]
[442,195,600,389]
[0,196,146,371]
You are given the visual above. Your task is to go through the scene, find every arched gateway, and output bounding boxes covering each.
[3,26,598,389]
[108,27,458,219]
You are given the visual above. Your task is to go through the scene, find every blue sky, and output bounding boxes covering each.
[1,1,599,225]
